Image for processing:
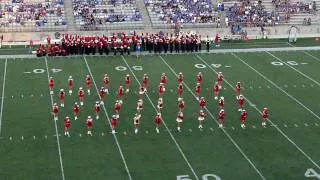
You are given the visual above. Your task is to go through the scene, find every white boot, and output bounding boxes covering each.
[50,91,54,95]
[69,90,72,95]
[74,116,78,120]
[96,115,99,120]
[134,128,138,134]
[87,89,90,95]
[60,103,64,107]
[156,127,159,134]
[80,101,84,106]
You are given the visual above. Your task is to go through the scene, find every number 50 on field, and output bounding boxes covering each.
[177,173,221,180]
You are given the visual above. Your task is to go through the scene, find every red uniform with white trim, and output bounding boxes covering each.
[125,75,131,91]
[177,84,183,97]
[142,75,149,89]
[199,98,206,109]
[217,72,223,87]
[59,91,65,103]
[99,88,105,101]
[178,100,185,112]
[139,86,146,98]
[64,117,71,130]
[73,103,80,118]
[85,76,91,89]
[195,84,202,97]
[136,100,143,113]
[161,74,168,85]
[177,73,184,84]
[86,117,93,129]
[198,110,206,121]
[262,109,269,121]
[49,78,55,92]
[52,104,59,117]
[111,115,118,131]
[219,98,224,109]
[238,97,245,109]
[117,86,124,99]
[114,101,122,114]
[219,110,226,125]
[159,84,165,97]
[176,111,184,123]
[155,114,162,125]
[235,83,241,98]
[214,83,219,98]
[103,75,110,89]
[68,77,74,92]
[78,89,85,103]
[197,73,203,84]
[240,111,248,123]
[95,103,100,114]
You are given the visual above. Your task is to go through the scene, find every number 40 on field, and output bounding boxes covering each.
[177,173,221,180]
[24,68,62,74]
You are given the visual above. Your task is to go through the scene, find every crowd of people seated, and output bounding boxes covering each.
[145,0,218,24]
[272,0,316,14]
[36,32,220,57]
[73,0,142,27]
[0,0,67,28]
[227,0,287,27]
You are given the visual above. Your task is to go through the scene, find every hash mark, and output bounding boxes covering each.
[310,84,314,87]
[231,126,235,130]
[188,129,192,132]
[267,86,271,88]
[45,135,47,139]
[249,86,253,89]
[21,136,24,140]
[300,62,308,65]
[41,94,43,97]
[293,85,297,87]
[210,127,214,131]
[302,84,306,88]
[258,86,262,89]
[225,65,232,68]
[9,137,12,141]
[79,134,82,137]
[294,124,298,127]
[315,123,319,126]
[33,136,36,140]
[284,85,288,88]
[284,124,288,127]
[304,123,309,127]
[23,72,31,74]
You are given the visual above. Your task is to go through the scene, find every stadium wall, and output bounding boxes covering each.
[0,25,319,46]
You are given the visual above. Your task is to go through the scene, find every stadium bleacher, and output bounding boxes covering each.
[0,0,318,33]
[0,0,67,32]
[72,0,143,30]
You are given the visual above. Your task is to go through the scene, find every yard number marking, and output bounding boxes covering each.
[177,173,221,180]
[30,68,62,74]
[271,61,306,66]
[194,64,222,69]
[115,66,143,71]
[305,168,320,179]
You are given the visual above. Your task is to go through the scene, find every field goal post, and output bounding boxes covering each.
[288,26,300,43]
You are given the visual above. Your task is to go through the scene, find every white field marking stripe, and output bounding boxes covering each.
[0,59,7,135]
[231,53,320,120]
[266,51,320,87]
[159,55,266,180]
[287,42,320,63]
[44,57,65,180]
[120,56,200,180]
[83,57,133,180]
[226,54,320,170]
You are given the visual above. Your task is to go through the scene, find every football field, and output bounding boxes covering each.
[0,48,320,180]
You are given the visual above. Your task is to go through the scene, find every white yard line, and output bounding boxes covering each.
[159,55,266,180]
[208,53,320,170]
[0,58,7,135]
[266,51,320,86]
[44,57,66,180]
[83,57,133,180]
[286,42,320,63]
[121,56,200,180]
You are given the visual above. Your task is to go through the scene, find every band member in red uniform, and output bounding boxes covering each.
[86,116,93,136]
[59,89,65,107]
[155,113,162,133]
[52,103,59,121]
[240,110,248,129]
[238,95,245,111]
[160,73,168,85]
[177,72,184,84]
[157,98,163,112]
[159,83,165,97]
[217,72,223,89]
[178,98,185,112]
[235,82,241,100]
[117,86,124,103]
[49,77,55,95]
[64,116,71,137]
[73,102,80,120]
[177,83,184,99]
[99,87,105,105]
[199,97,206,109]
[195,83,201,100]
[196,72,203,84]
[85,75,91,95]
[125,74,131,93]
[111,115,118,134]
[214,82,220,100]
[78,87,85,106]
[68,76,74,95]
[218,109,226,127]
[142,74,149,90]
[94,101,101,119]
[198,110,206,129]
[103,74,110,94]
[262,107,269,127]
[219,96,224,109]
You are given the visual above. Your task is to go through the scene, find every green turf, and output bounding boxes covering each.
[0,49,320,180]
